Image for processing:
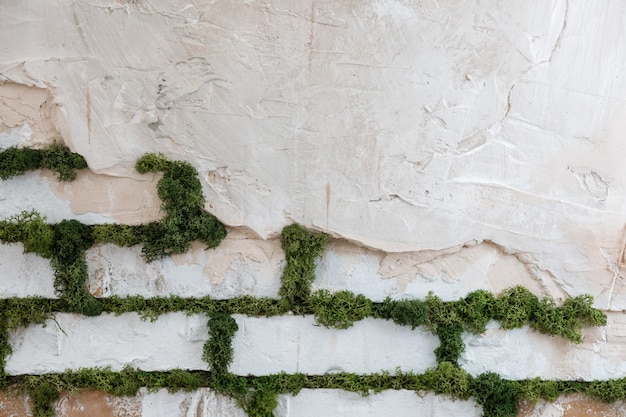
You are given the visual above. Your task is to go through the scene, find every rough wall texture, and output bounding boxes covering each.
[1,1,626,416]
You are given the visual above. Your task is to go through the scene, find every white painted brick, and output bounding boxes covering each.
[141,388,247,417]
[0,171,113,224]
[461,314,620,380]
[230,316,438,375]
[274,389,482,417]
[86,230,283,299]
[315,242,557,302]
[5,313,208,375]
[0,243,56,298]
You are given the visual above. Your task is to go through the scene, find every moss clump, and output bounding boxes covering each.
[278,224,329,312]
[375,298,428,329]
[0,146,42,180]
[29,381,60,417]
[0,144,87,181]
[530,295,607,344]
[458,290,496,334]
[92,224,139,247]
[583,379,626,403]
[421,361,472,399]
[310,289,372,329]
[494,286,539,329]
[135,154,227,261]
[203,313,238,376]
[0,210,54,258]
[134,152,171,173]
[51,220,101,316]
[470,372,518,417]
[512,378,559,403]
[424,292,465,332]
[433,325,465,365]
[40,143,88,181]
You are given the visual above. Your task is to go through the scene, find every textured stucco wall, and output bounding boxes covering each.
[2,1,626,416]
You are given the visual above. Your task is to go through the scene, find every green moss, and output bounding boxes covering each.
[421,361,472,399]
[135,152,171,173]
[584,379,626,402]
[470,372,518,417]
[494,286,539,329]
[458,290,496,334]
[0,144,87,182]
[512,378,560,402]
[92,224,139,247]
[40,143,88,181]
[424,292,464,330]
[310,289,372,329]
[135,156,227,262]
[0,210,54,258]
[0,146,42,180]
[530,295,607,344]
[433,325,465,365]
[375,298,428,329]
[203,313,238,376]
[0,146,615,417]
[29,381,60,417]
[51,220,101,316]
[278,224,330,312]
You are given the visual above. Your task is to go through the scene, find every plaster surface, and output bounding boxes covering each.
[2,1,626,311]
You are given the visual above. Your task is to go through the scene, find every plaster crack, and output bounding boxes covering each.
[547,0,569,64]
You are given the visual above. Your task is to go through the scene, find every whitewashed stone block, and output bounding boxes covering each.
[230,315,438,376]
[5,313,208,375]
[0,243,56,298]
[141,388,247,417]
[461,314,623,380]
[274,389,482,417]
[86,230,283,299]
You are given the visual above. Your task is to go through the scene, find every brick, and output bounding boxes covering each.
[141,388,246,417]
[0,390,30,417]
[230,315,438,375]
[315,241,554,302]
[0,243,55,298]
[86,230,283,299]
[274,389,482,417]
[5,313,208,374]
[518,394,626,417]
[461,314,620,380]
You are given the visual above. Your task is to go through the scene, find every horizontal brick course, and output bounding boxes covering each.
[461,314,622,380]
[230,315,438,375]
[274,389,482,417]
[5,313,208,374]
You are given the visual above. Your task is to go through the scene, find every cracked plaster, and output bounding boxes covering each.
[2,1,626,310]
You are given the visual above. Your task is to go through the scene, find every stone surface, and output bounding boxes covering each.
[230,315,438,375]
[86,231,284,299]
[0,243,55,298]
[2,1,626,311]
[315,240,567,302]
[519,395,626,417]
[5,313,208,375]
[274,390,483,417]
[55,390,140,417]
[3,1,626,415]
[461,313,626,380]
[0,391,31,417]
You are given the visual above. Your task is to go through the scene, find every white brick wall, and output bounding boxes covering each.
[5,313,208,374]
[0,243,55,298]
[460,316,619,380]
[86,232,283,299]
[274,390,483,417]
[230,315,438,375]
